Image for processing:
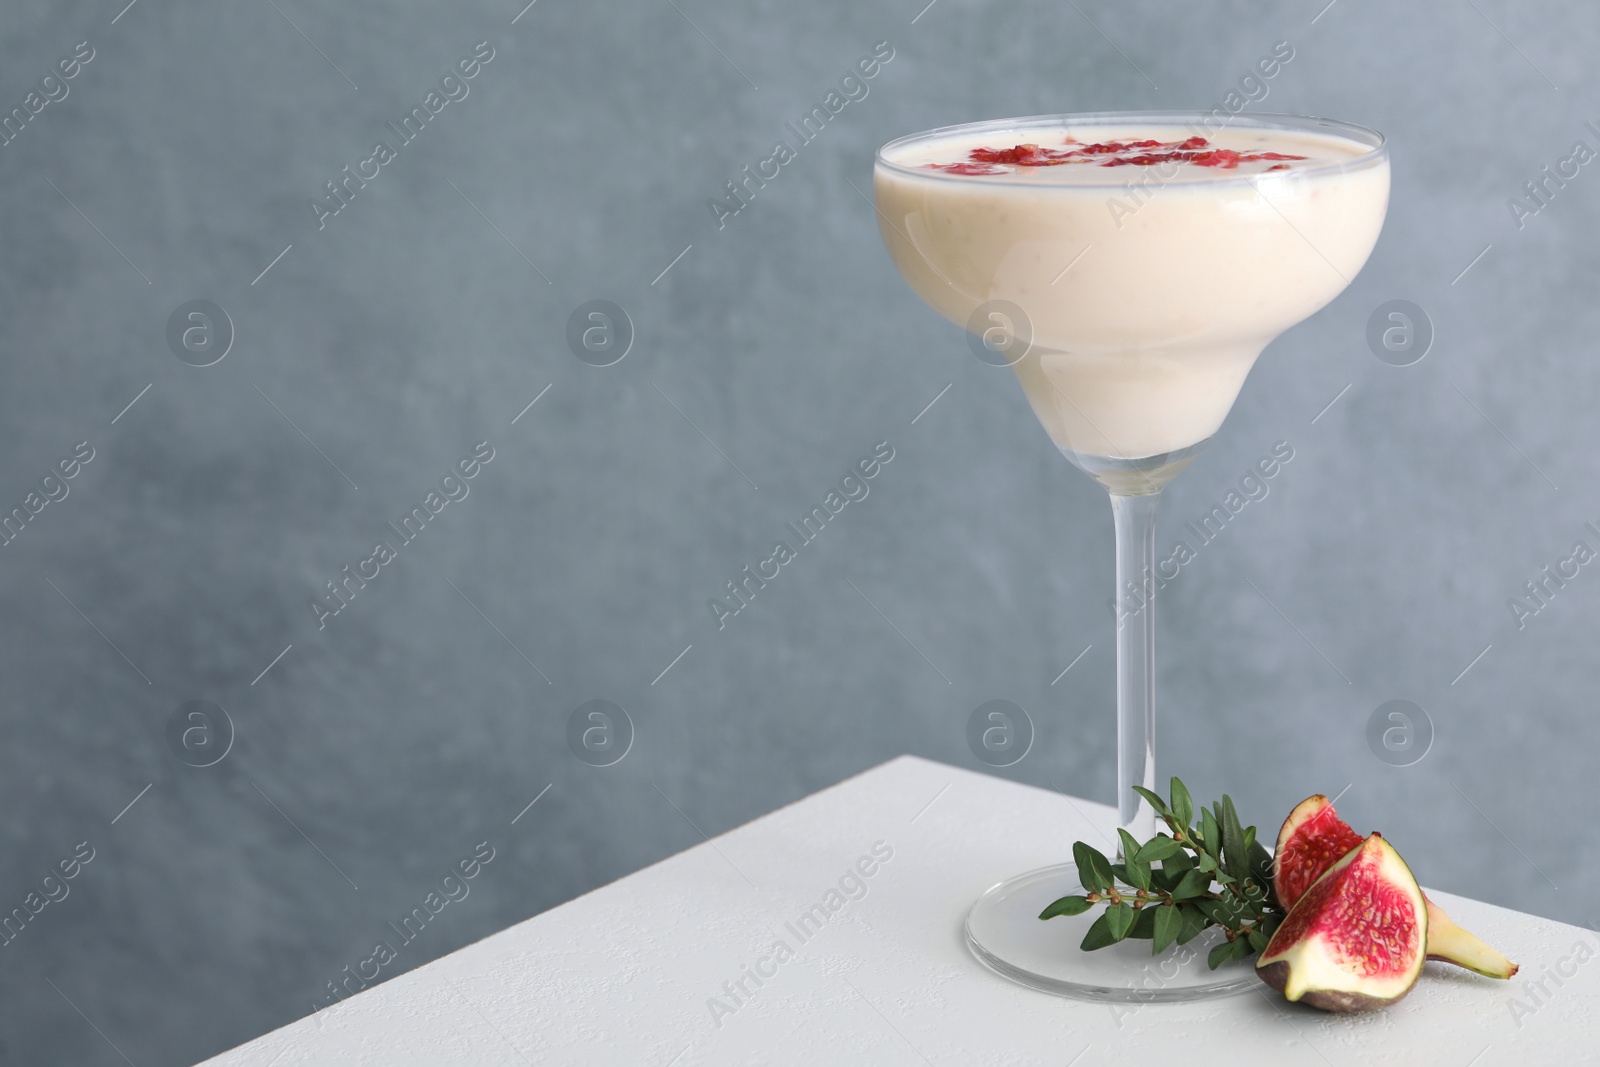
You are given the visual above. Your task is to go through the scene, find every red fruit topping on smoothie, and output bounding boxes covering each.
[923,135,1306,174]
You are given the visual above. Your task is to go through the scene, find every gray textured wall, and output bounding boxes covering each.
[1,0,1594,1062]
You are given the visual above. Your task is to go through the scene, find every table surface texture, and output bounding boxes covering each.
[200,756,1598,1066]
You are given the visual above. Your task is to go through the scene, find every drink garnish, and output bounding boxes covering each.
[924,135,1305,174]
[1040,777,1519,1011]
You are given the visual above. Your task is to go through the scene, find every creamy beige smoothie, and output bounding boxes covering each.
[874,119,1389,459]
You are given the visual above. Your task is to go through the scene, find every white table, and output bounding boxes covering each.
[201,757,1597,1065]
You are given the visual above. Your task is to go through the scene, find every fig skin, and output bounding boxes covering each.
[1273,795,1518,980]
[1255,963,1406,1014]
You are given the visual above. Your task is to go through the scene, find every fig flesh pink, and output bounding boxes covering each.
[1257,833,1427,1012]
[1272,795,1518,980]
[1273,794,1363,912]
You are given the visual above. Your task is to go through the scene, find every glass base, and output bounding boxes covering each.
[963,863,1259,1002]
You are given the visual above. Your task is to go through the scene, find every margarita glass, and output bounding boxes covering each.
[873,111,1389,999]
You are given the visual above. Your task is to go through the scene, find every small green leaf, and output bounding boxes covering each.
[1169,777,1194,828]
[1131,785,1170,818]
[1104,902,1135,941]
[1162,851,1195,878]
[1193,898,1231,924]
[1220,796,1249,884]
[1230,937,1253,961]
[1176,904,1209,945]
[1134,835,1185,863]
[1123,859,1152,891]
[1169,868,1212,901]
[1195,852,1218,873]
[1128,905,1158,940]
[1152,904,1182,954]
[1200,809,1223,859]
[1213,898,1245,926]
[1249,839,1276,891]
[1039,895,1094,920]
[1247,926,1269,954]
[1207,940,1235,970]
[1120,851,1145,895]
[1073,841,1114,893]
[1079,912,1119,951]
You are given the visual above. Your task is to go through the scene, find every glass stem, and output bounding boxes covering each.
[1111,490,1160,854]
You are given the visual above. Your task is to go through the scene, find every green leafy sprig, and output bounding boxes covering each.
[1038,777,1284,969]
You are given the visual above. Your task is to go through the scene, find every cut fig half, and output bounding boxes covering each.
[1272,794,1518,980]
[1272,794,1363,912]
[1257,833,1427,1012]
